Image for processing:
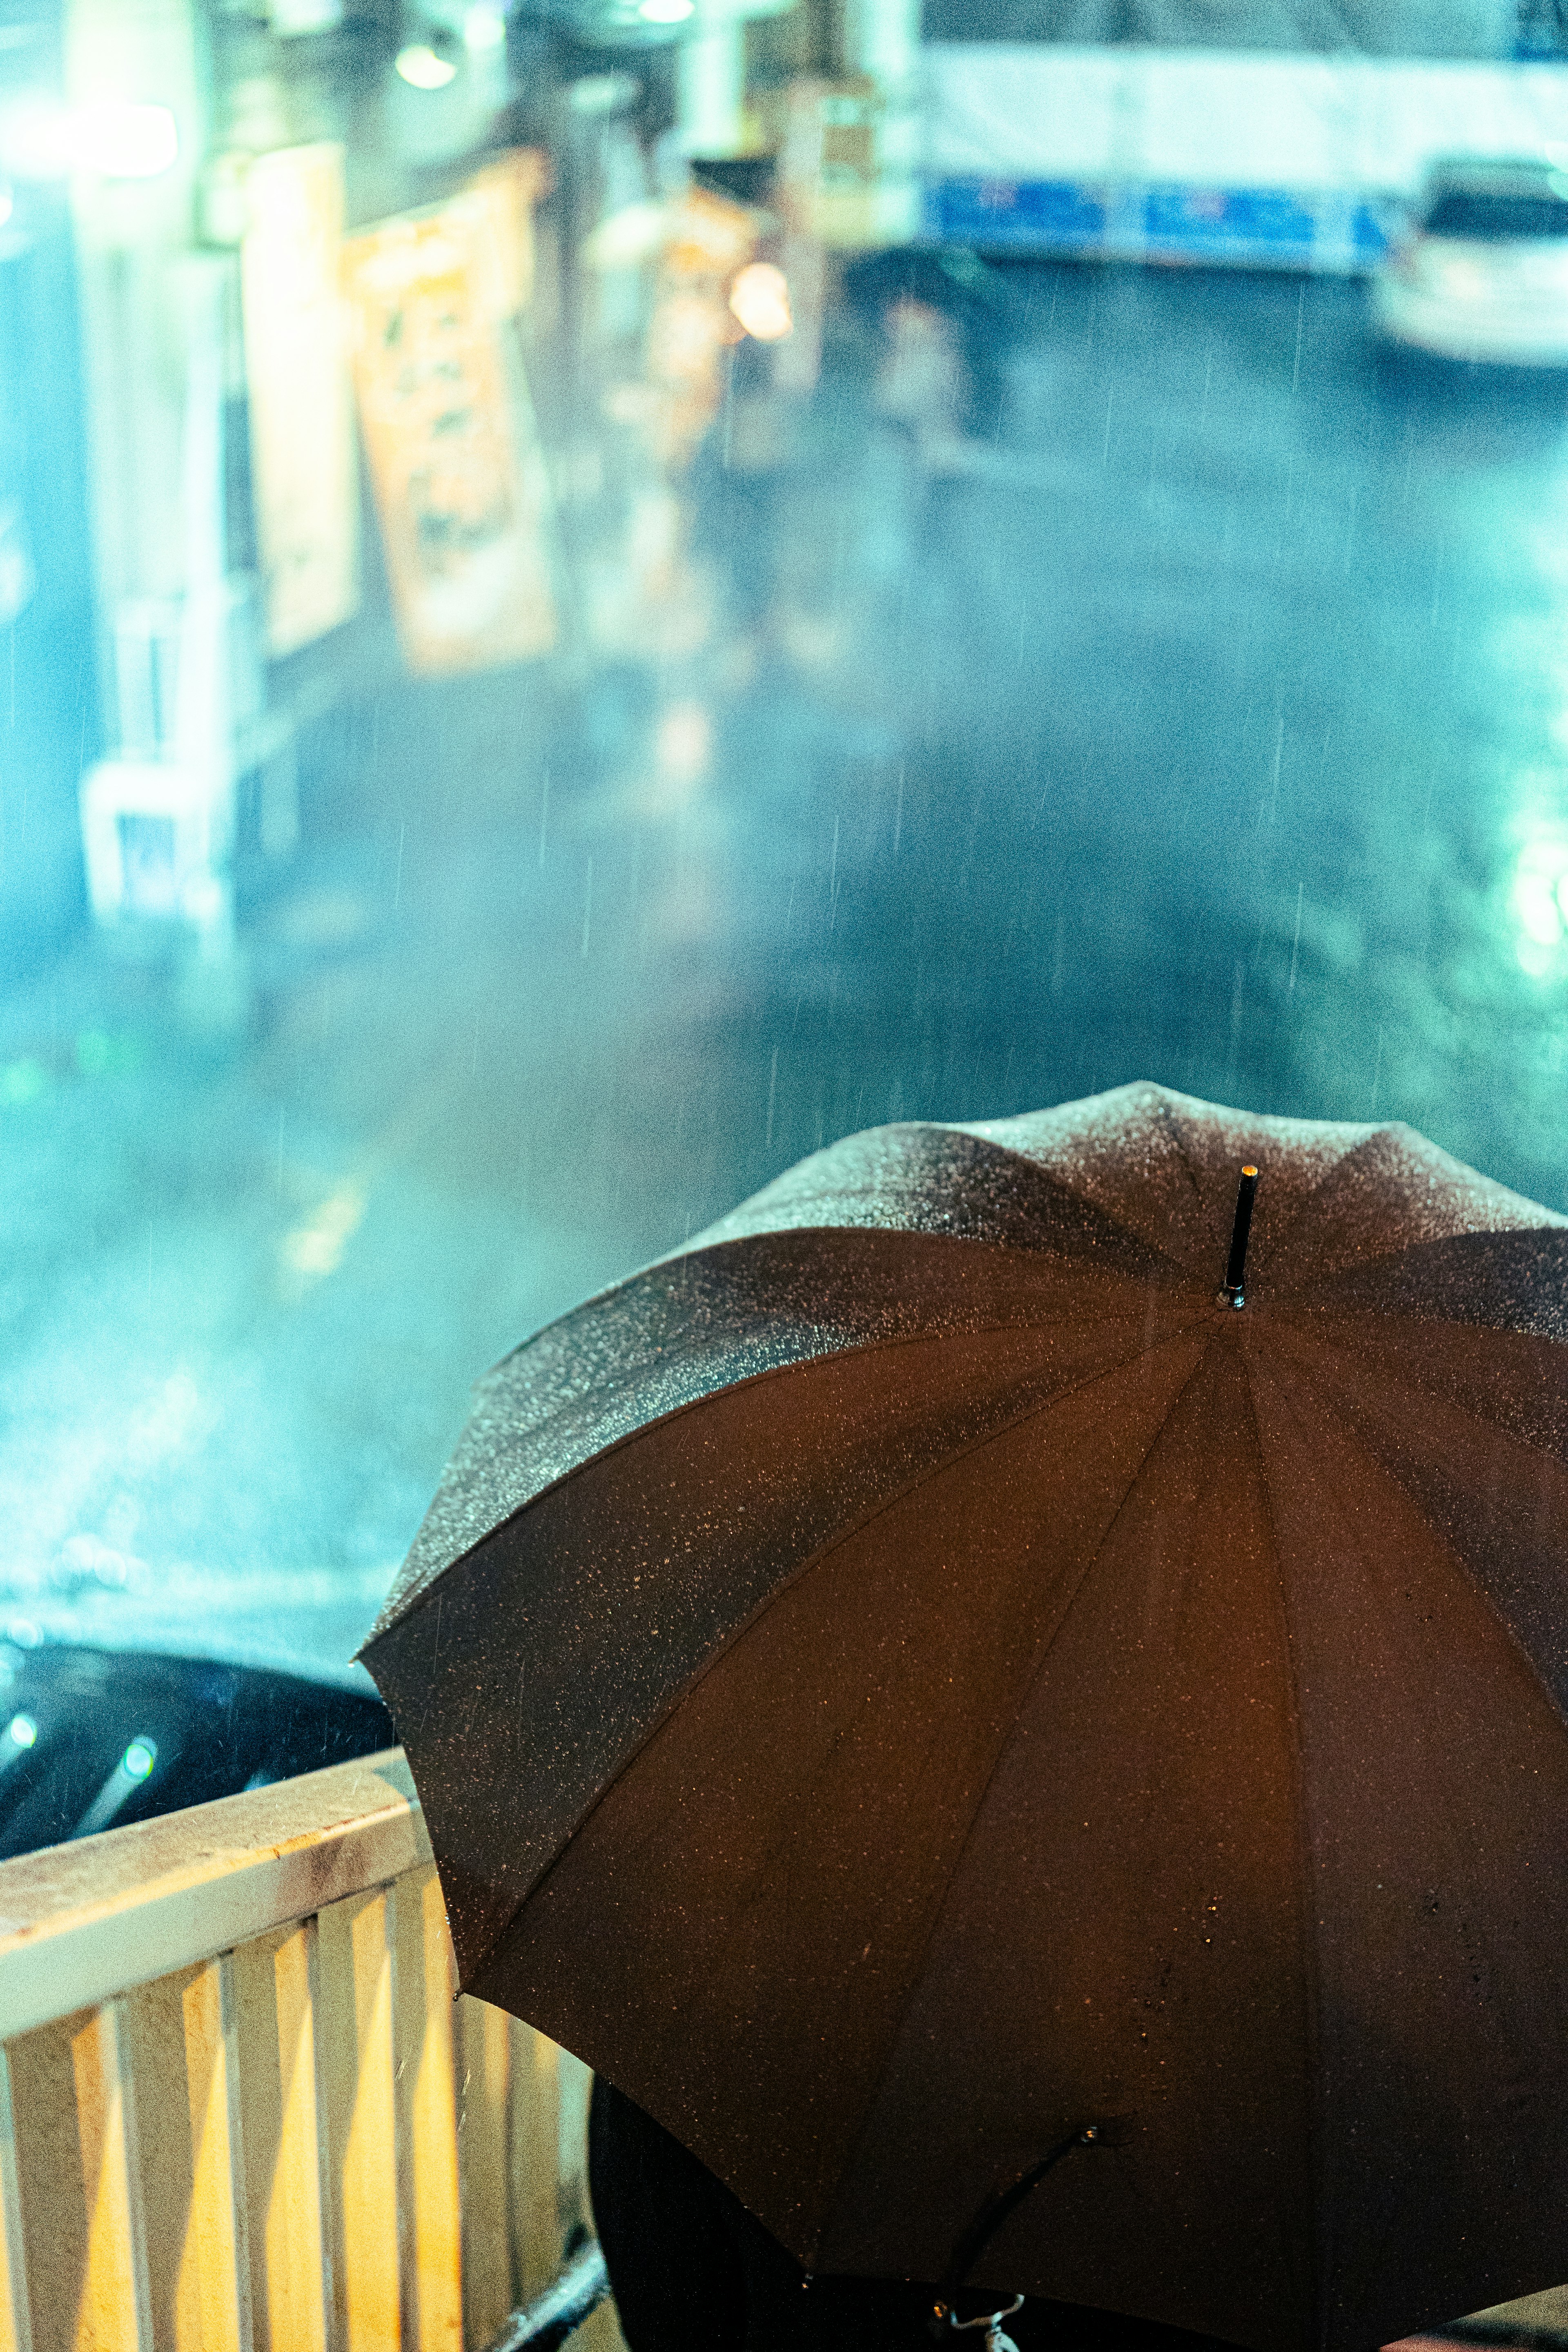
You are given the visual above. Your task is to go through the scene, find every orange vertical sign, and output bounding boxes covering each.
[343,194,555,677]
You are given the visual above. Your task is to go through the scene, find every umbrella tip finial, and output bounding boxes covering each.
[1219,1164,1260,1309]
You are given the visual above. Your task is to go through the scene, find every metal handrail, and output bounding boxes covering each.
[484,2240,612,2352]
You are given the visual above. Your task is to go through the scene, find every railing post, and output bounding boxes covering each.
[0,2049,31,2352]
[394,1865,463,2352]
[459,2000,513,2350]
[7,2000,153,2352]
[317,1886,402,2352]
[175,1954,253,2352]
[232,1924,331,2352]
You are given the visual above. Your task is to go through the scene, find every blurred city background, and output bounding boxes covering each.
[2,0,1568,1706]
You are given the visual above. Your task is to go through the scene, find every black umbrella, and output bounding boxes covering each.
[363,1082,1568,2352]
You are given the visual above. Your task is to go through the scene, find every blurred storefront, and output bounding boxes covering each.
[54,0,573,974]
[0,0,98,987]
[0,0,873,993]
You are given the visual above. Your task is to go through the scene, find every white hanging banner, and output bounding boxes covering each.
[242,141,361,658]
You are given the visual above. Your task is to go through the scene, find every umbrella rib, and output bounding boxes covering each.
[1266,1313,1568,1488]
[691,1130,1200,1287]
[1251,1124,1566,1285]
[390,1282,1202,1625]
[1259,1339,1568,1732]
[1159,1101,1229,1260]
[1240,1337,1568,2341]
[809,1336,1223,2274]
[486,1319,1214,1998]
[1232,1351,1328,2348]
[954,1114,1221,1286]
[1239,1133,1388,1284]
[929,1134,1199,1285]
[1270,1232,1568,1322]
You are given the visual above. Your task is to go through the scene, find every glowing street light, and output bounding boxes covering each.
[0,1712,38,1781]
[0,97,178,181]
[729,261,793,341]
[74,102,179,179]
[395,43,459,89]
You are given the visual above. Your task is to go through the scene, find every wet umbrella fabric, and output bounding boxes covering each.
[360,1082,1568,2352]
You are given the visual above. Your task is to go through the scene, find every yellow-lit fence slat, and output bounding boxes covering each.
[76,1999,154,2350]
[8,2012,88,2352]
[118,1963,211,2352]
[394,1869,461,2352]
[555,2055,592,2268]
[233,1926,330,2352]
[318,1889,401,2352]
[176,1955,251,2352]
[506,2024,558,2312]
[457,1999,512,2352]
[0,2048,31,2352]
[5,1999,156,2352]
[0,1757,619,2352]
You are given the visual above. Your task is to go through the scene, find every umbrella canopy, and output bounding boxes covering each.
[361,1082,1568,2352]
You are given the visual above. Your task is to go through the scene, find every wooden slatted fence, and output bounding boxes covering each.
[0,1748,619,2352]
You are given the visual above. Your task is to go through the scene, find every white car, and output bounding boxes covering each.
[1373,161,1568,367]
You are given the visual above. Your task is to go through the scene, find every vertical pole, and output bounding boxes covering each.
[677,4,746,157]
[842,0,921,242]
[846,0,919,95]
[63,0,204,743]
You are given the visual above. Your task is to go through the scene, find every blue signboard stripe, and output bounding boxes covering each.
[924,178,1394,270]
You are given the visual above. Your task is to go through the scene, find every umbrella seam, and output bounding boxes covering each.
[464,1321,1215,2020]
[924,1129,1199,1285]
[368,1287,1206,1643]
[1247,1127,1565,1284]
[1159,1100,1231,1269]
[684,1129,1198,1283]
[1264,1314,1568,1470]
[1244,1341,1568,2349]
[1243,1125,1393,1283]
[1260,1339,1568,1736]
[1264,1230,1568,1318]
[1234,1348,1330,2352]
[806,1335,1223,2279]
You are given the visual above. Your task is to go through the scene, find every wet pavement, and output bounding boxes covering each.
[4,255,1568,1671]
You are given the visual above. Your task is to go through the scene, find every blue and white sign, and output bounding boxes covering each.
[920,43,1568,272]
[924,176,1394,270]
